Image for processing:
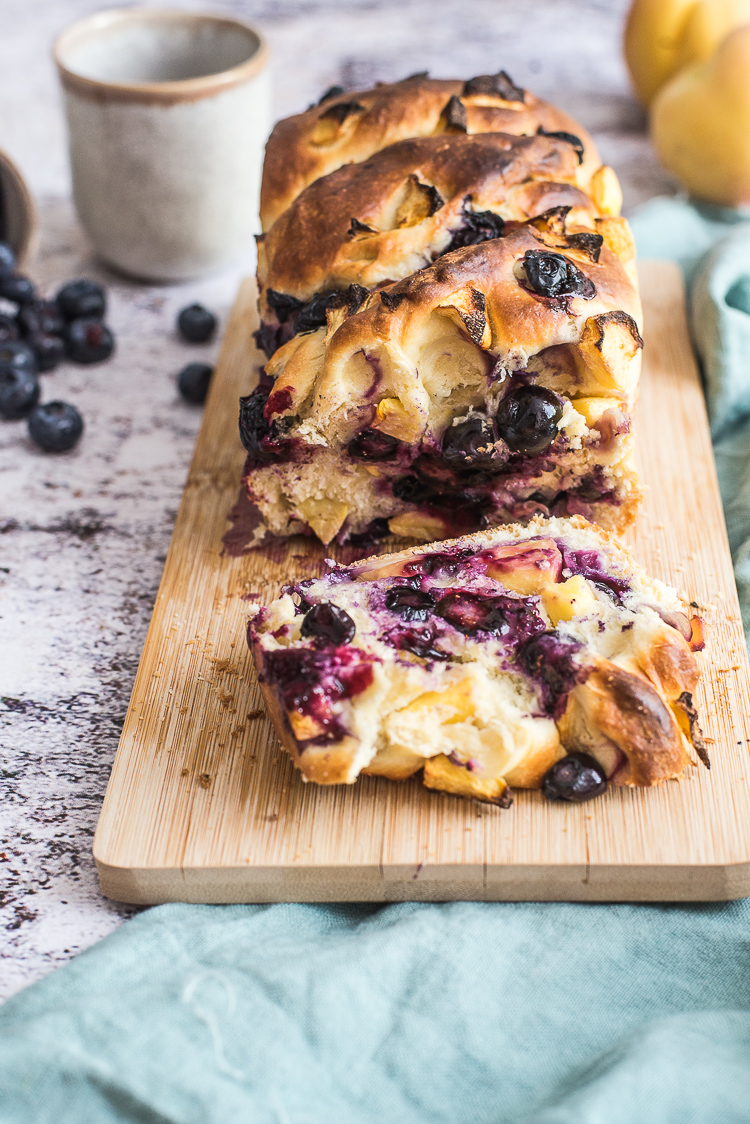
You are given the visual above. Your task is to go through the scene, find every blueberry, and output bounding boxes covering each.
[178,362,213,404]
[442,415,499,469]
[495,386,563,455]
[239,391,270,456]
[0,366,39,419]
[0,341,37,375]
[294,291,341,335]
[177,303,217,343]
[522,251,596,301]
[348,428,400,461]
[56,279,107,321]
[19,300,66,338]
[66,318,115,363]
[0,313,18,343]
[0,242,16,275]
[27,332,66,372]
[27,400,83,452]
[385,587,436,621]
[301,602,356,645]
[0,274,35,304]
[542,752,607,802]
[392,475,435,505]
[517,630,584,715]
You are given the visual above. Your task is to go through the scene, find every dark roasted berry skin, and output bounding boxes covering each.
[0,242,16,275]
[495,385,564,455]
[19,299,66,338]
[294,291,340,334]
[0,314,19,343]
[443,207,505,255]
[348,428,400,461]
[0,366,39,419]
[66,318,115,363]
[239,391,270,458]
[301,602,356,645]
[442,415,499,469]
[385,587,436,621]
[0,341,37,375]
[177,303,217,343]
[178,362,213,404]
[542,753,607,802]
[27,400,83,451]
[536,127,584,164]
[522,251,596,301]
[0,274,35,304]
[392,475,436,505]
[28,332,65,372]
[56,279,107,321]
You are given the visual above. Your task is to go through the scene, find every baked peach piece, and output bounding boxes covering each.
[248,515,707,806]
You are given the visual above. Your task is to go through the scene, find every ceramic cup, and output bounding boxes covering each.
[54,9,270,282]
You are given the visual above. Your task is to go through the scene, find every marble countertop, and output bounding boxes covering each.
[0,0,674,1001]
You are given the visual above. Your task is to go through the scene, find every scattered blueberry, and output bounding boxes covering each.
[56,279,106,321]
[28,332,66,372]
[0,314,18,343]
[66,318,115,363]
[495,386,564,455]
[542,752,607,802]
[177,362,213,404]
[177,303,216,343]
[301,602,356,645]
[348,428,400,461]
[0,366,39,419]
[27,400,83,452]
[0,273,36,304]
[0,242,16,275]
[0,341,37,375]
[19,299,66,338]
[385,587,436,621]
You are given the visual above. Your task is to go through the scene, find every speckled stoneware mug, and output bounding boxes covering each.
[54,9,270,282]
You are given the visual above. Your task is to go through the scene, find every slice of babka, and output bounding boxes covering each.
[249,516,707,805]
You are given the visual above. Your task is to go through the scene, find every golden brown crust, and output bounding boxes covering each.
[258,132,595,308]
[260,75,605,229]
[559,659,690,786]
[266,220,643,446]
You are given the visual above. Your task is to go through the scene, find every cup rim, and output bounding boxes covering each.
[54,8,269,104]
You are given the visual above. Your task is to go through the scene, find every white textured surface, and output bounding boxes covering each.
[0,0,674,1001]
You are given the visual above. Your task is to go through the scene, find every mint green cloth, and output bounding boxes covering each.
[2,901,750,1122]
[3,197,750,1122]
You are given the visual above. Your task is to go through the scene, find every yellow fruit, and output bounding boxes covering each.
[624,0,750,106]
[651,25,750,205]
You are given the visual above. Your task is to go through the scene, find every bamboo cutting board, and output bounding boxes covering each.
[94,261,750,904]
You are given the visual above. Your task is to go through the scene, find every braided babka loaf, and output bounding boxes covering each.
[249,516,707,804]
[242,72,641,545]
[260,73,621,229]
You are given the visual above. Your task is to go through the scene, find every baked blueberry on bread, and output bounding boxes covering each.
[243,71,642,546]
[249,517,707,805]
[260,73,621,230]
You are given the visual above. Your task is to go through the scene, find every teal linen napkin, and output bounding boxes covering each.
[631,195,750,642]
[3,197,750,1123]
[2,900,750,1123]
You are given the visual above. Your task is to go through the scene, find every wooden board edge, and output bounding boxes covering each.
[95,858,750,905]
